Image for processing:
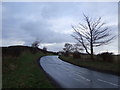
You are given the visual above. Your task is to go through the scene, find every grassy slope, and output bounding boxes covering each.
[59,55,119,75]
[2,47,56,88]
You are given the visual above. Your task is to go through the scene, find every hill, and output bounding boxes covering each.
[2,45,57,88]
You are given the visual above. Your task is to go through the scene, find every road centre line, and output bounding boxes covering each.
[74,73,91,82]
[97,79,119,87]
[62,65,89,75]
[73,77,83,82]
[61,67,85,75]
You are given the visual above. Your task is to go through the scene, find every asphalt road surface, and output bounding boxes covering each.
[40,56,120,88]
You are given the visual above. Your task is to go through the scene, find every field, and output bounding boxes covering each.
[2,46,57,88]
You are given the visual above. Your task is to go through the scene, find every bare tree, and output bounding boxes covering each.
[72,14,114,57]
[72,43,84,53]
[31,40,41,48]
[63,43,73,53]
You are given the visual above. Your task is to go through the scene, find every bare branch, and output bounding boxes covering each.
[71,14,115,55]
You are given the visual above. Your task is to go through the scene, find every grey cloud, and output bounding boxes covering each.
[41,2,79,19]
[21,20,73,44]
[2,2,117,53]
[2,2,74,47]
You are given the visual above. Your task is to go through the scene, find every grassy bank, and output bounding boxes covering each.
[2,46,56,88]
[59,55,119,75]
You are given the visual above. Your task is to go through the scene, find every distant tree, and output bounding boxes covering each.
[72,43,84,53]
[58,51,64,56]
[63,43,73,56]
[42,46,47,54]
[31,40,41,48]
[31,40,41,54]
[72,14,115,58]
[43,46,47,51]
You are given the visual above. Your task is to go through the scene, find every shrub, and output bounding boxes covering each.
[97,52,114,62]
[64,51,69,56]
[2,46,27,57]
[73,51,81,59]
[42,47,47,54]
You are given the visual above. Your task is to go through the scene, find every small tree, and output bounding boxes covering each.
[63,43,73,56]
[72,44,83,59]
[72,43,84,53]
[43,46,47,53]
[31,40,40,48]
[72,14,115,59]
[31,40,41,54]
[43,46,47,51]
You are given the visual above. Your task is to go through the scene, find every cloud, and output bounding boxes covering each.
[48,16,76,34]
[2,2,118,53]
[39,42,65,52]
[20,19,74,43]
[2,39,25,47]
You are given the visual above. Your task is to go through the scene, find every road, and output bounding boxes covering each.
[40,56,120,88]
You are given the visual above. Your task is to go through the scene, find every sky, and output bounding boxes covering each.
[1,2,118,54]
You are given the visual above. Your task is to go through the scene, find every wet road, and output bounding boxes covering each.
[40,56,120,88]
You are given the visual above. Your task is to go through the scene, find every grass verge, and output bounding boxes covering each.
[2,49,56,88]
[59,55,120,76]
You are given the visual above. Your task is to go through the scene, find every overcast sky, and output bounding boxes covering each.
[2,2,118,54]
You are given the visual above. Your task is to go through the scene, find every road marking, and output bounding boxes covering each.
[63,66,89,75]
[60,66,91,82]
[61,66,91,82]
[74,73,91,82]
[73,70,89,75]
[73,77,82,82]
[97,79,120,87]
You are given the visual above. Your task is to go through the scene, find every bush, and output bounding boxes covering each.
[97,52,114,62]
[63,51,69,56]
[42,47,47,54]
[73,51,81,59]
[2,46,28,57]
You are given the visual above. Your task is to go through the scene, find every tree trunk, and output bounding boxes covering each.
[90,31,93,60]
[90,43,93,60]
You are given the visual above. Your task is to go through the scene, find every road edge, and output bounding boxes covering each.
[37,56,64,89]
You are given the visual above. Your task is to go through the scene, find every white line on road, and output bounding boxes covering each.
[73,77,83,82]
[97,79,120,87]
[74,73,91,82]
[62,66,89,76]
[61,66,91,82]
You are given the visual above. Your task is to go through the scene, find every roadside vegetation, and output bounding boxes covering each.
[2,46,57,88]
[59,51,120,76]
